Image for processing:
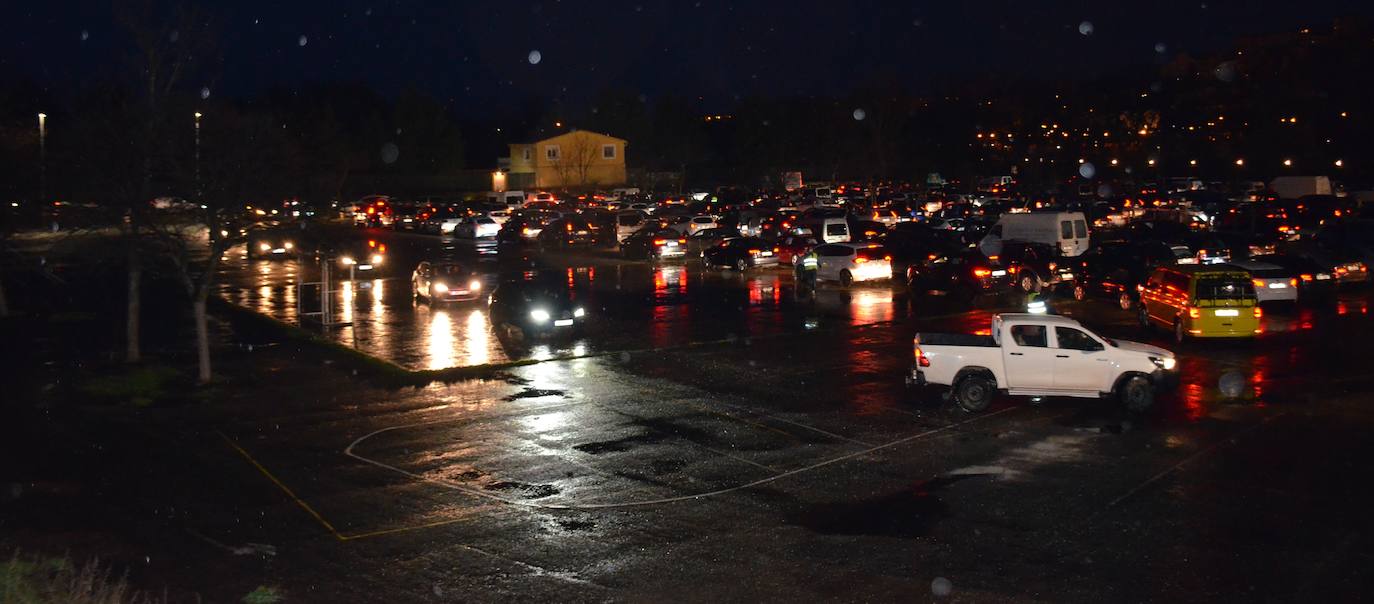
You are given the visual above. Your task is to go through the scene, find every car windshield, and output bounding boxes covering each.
[855,247,889,260]
[434,264,469,277]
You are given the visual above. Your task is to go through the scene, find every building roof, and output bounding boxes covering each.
[521,129,627,145]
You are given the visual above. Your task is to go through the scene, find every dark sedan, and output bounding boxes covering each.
[620,228,688,260]
[537,217,600,248]
[488,279,587,342]
[907,251,1015,299]
[702,237,781,271]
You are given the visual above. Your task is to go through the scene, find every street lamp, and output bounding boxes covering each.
[1335,159,1344,168]
[1283,158,1293,167]
[194,112,202,203]
[1234,158,1244,166]
[37,113,47,202]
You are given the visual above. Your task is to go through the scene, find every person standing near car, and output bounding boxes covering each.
[794,247,819,293]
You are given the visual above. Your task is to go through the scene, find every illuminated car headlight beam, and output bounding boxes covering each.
[530,309,551,323]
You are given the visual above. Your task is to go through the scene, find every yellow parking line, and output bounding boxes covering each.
[218,431,344,541]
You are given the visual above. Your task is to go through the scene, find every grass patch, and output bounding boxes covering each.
[240,585,284,604]
[1,551,160,603]
[76,365,187,407]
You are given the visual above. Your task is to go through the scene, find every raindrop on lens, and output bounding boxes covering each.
[1219,371,1245,398]
[932,577,953,597]
[852,108,866,121]
[200,86,211,100]
[169,30,179,42]
[1079,162,1097,179]
[81,29,89,41]
[1213,61,1236,83]
[528,50,542,65]
[1078,21,1094,36]
[298,35,308,47]
[380,143,399,164]
[1154,42,1167,54]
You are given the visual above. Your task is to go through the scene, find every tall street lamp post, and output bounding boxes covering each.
[38,112,47,203]
[194,112,202,203]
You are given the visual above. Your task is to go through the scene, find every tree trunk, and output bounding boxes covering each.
[193,298,210,384]
[126,244,141,363]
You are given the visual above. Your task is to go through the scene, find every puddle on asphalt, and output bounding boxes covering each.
[483,481,561,499]
[787,474,985,537]
[502,387,566,401]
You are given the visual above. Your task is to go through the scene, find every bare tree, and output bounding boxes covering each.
[551,131,601,188]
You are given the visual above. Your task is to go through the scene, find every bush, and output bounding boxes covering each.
[1,551,160,604]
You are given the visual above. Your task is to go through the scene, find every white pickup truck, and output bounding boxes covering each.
[909,313,1177,413]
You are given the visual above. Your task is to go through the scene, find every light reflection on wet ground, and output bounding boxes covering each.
[217,236,917,370]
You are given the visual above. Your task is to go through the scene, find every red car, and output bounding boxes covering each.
[775,234,819,266]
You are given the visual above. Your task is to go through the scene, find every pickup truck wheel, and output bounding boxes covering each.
[1119,376,1155,412]
[1020,274,1041,293]
[953,376,995,413]
[1118,292,1134,311]
[1072,284,1087,301]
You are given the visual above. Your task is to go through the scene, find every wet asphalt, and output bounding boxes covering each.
[194,226,1374,601]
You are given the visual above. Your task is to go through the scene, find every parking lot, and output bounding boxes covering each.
[201,225,1374,601]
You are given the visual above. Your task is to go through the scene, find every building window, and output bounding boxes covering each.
[602,144,617,160]
[545,145,560,161]
[522,147,531,161]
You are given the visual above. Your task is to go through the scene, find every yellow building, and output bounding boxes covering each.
[506,130,627,189]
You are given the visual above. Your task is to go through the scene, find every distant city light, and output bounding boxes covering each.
[1283,158,1293,167]
[1335,159,1344,168]
[1110,159,1119,166]
[1147,159,1157,166]
[1189,159,1198,166]
[1235,158,1244,166]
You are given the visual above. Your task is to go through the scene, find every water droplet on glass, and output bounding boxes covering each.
[298,35,308,47]
[200,86,211,100]
[1219,371,1245,398]
[81,29,89,41]
[395,128,402,135]
[380,143,399,164]
[1149,81,1163,93]
[852,108,866,121]
[1079,162,1097,179]
[1078,21,1094,36]
[637,94,647,103]
[932,577,953,597]
[912,19,923,27]
[365,8,372,16]
[1213,61,1236,83]
[169,30,179,42]
[1154,42,1167,54]
[527,49,542,65]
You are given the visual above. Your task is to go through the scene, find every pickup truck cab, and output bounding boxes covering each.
[910,313,1176,413]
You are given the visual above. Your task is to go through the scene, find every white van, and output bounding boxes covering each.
[981,212,1090,257]
[487,191,525,209]
[818,218,851,243]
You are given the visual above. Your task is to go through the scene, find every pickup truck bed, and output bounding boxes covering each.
[915,332,996,347]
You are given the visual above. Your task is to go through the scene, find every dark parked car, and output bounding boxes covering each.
[1250,253,1336,302]
[702,237,781,271]
[907,251,1015,299]
[686,226,738,253]
[537,217,600,248]
[488,279,587,341]
[998,241,1074,293]
[620,228,688,260]
[411,260,485,303]
[1069,242,1155,310]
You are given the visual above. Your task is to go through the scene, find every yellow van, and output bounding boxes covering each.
[1137,264,1261,343]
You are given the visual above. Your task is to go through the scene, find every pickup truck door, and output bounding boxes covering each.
[1002,323,1055,389]
[1051,326,1111,391]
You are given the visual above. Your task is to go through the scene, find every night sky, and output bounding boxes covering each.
[6,0,1374,116]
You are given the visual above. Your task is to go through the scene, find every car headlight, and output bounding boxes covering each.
[432,282,449,293]
[530,309,551,323]
[1150,356,1176,371]
[469,280,482,291]
[371,254,384,265]
[259,242,271,251]
[573,307,586,317]
[284,241,293,249]
[340,256,355,265]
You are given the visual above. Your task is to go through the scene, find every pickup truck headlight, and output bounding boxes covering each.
[1150,356,1176,371]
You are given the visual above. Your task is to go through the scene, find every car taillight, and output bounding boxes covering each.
[972,268,992,278]
[915,343,930,367]
[774,247,781,253]
[854,257,868,264]
[1188,307,1201,319]
[1289,278,1298,287]
[1008,266,1018,274]
[1253,306,1263,318]
[1300,274,1313,282]
[653,239,666,245]
[679,238,687,244]
[1252,278,1266,288]
[748,249,762,255]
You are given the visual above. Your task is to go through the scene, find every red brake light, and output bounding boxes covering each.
[1188,307,1201,319]
[1253,306,1263,318]
[378,244,386,253]
[1252,278,1266,288]
[368,240,377,248]
[1300,274,1313,282]
[653,239,667,246]
[679,238,687,244]
[972,268,992,278]
[1289,278,1298,287]
[854,257,868,264]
